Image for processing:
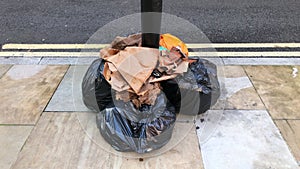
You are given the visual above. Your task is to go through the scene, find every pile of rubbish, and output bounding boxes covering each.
[82,33,220,153]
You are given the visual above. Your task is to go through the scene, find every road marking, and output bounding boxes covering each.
[2,43,300,50]
[189,51,300,57]
[1,43,300,59]
[1,44,108,50]
[0,52,100,57]
[1,51,300,58]
[187,43,300,48]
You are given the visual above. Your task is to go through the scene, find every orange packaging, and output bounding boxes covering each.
[159,33,189,56]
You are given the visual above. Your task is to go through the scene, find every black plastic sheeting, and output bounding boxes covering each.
[82,59,176,153]
[96,94,176,153]
[81,58,220,153]
[161,58,220,115]
[82,59,114,112]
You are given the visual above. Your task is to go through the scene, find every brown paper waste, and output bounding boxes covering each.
[100,34,189,108]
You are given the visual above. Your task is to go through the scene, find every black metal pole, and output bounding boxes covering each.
[141,0,162,48]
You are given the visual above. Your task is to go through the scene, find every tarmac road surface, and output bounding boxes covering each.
[0,0,299,45]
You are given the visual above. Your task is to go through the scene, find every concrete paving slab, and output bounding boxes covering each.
[46,65,265,114]
[1,57,300,66]
[76,112,198,159]
[196,110,224,145]
[0,65,68,124]
[275,120,300,165]
[176,113,196,123]
[39,57,98,65]
[196,110,298,169]
[44,65,207,124]
[245,66,300,119]
[0,126,33,169]
[45,66,91,112]
[223,58,300,65]
[0,65,11,78]
[211,66,265,110]
[0,57,41,64]
[12,112,203,169]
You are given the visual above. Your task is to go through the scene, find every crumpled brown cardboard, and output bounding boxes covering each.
[103,47,158,93]
[111,34,142,50]
[100,34,190,108]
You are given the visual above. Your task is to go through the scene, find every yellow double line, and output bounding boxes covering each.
[1,43,300,58]
[2,43,300,49]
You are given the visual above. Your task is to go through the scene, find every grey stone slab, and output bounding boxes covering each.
[210,74,266,110]
[0,65,68,124]
[0,65,11,78]
[196,110,299,169]
[223,58,300,65]
[0,57,41,64]
[45,65,91,112]
[39,57,98,65]
[0,126,33,169]
[201,58,225,66]
[212,76,253,106]
[11,112,203,169]
[176,113,196,123]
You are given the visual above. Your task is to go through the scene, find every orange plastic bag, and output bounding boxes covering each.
[159,33,189,56]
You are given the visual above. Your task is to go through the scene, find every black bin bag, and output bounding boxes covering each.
[160,58,220,115]
[97,94,176,153]
[82,59,115,112]
[81,57,220,153]
[82,59,176,153]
